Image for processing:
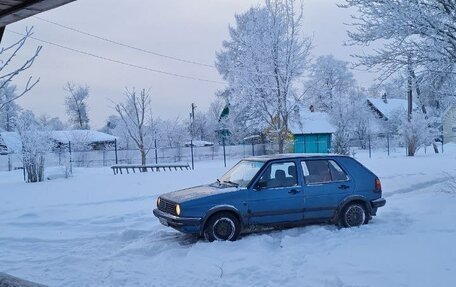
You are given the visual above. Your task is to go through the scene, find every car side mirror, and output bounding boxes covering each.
[255,181,267,190]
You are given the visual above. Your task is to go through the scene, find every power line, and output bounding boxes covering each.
[32,16,215,68]
[5,29,225,85]
[30,17,303,79]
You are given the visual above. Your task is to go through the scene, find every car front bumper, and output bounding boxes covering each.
[153,208,202,234]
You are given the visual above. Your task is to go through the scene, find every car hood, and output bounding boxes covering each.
[160,184,238,203]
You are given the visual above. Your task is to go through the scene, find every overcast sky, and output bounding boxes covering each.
[3,0,374,129]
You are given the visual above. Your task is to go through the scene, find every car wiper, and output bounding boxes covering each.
[222,180,239,187]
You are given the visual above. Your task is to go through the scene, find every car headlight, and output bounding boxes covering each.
[176,204,181,216]
[157,197,161,207]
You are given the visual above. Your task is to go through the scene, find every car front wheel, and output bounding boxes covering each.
[203,212,240,242]
[340,203,366,228]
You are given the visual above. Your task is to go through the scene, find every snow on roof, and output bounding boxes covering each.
[288,112,336,134]
[0,130,116,152]
[0,132,23,153]
[50,130,117,144]
[367,97,417,120]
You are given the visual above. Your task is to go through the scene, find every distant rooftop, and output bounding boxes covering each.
[51,130,117,144]
[367,97,417,120]
[0,130,117,153]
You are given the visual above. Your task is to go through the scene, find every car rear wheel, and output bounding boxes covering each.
[203,212,240,242]
[341,203,366,228]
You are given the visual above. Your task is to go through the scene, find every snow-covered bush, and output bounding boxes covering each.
[16,111,53,183]
[399,112,436,156]
[331,125,350,155]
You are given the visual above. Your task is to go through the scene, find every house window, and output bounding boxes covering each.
[452,127,456,133]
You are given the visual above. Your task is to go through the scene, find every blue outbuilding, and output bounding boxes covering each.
[288,111,336,153]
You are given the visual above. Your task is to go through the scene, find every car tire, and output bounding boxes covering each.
[203,212,241,242]
[340,203,367,228]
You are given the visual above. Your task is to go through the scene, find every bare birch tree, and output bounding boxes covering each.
[115,88,154,165]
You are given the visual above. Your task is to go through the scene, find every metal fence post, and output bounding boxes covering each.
[223,137,226,167]
[68,141,73,174]
[368,135,371,158]
[154,138,158,164]
[114,138,118,164]
[190,140,194,170]
[387,133,390,156]
[442,135,444,153]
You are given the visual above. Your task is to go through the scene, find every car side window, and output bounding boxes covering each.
[301,160,348,184]
[258,162,297,188]
[328,160,348,181]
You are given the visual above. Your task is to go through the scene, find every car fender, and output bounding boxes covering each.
[201,205,243,231]
[336,195,373,217]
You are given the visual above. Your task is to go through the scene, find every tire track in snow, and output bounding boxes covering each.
[383,177,446,197]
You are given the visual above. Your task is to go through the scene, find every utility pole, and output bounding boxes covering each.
[190,103,196,170]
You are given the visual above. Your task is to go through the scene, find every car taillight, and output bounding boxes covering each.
[374,178,382,192]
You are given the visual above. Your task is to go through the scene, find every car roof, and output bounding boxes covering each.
[243,153,350,162]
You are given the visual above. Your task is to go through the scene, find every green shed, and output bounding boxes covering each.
[289,112,335,154]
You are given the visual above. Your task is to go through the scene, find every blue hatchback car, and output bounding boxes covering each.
[153,154,386,241]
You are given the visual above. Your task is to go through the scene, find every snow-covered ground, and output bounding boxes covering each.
[1,146,456,286]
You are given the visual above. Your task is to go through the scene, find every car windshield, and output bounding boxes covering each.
[219,160,264,187]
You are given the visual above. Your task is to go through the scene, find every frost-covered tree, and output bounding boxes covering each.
[216,0,312,152]
[306,55,355,112]
[38,115,66,131]
[0,27,41,112]
[304,55,372,150]
[65,82,90,130]
[115,88,155,165]
[156,118,184,148]
[215,89,262,144]
[0,82,21,131]
[341,0,456,155]
[16,110,52,183]
[341,0,456,78]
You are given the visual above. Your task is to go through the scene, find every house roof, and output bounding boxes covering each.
[367,97,417,120]
[51,130,117,144]
[0,130,117,153]
[288,112,336,135]
[0,0,75,27]
[0,131,22,153]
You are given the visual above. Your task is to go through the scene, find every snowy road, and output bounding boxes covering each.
[1,149,456,287]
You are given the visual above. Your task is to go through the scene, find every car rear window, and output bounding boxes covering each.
[301,160,348,184]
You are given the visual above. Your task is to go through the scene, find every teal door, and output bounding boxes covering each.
[294,134,331,153]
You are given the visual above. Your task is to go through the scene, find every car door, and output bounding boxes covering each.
[247,160,305,225]
[301,159,354,220]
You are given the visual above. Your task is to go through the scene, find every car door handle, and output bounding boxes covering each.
[288,189,301,194]
[338,184,350,190]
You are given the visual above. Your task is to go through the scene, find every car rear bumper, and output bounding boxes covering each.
[153,209,202,234]
[371,198,386,208]
[369,198,386,216]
